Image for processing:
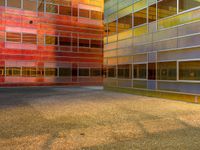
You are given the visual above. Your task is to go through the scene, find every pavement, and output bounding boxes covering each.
[0,86,200,150]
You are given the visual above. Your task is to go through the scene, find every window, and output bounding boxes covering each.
[37,68,44,76]
[108,66,116,78]
[22,33,37,44]
[72,68,77,76]
[0,67,4,76]
[0,0,5,6]
[45,68,57,76]
[79,68,89,76]
[79,9,90,18]
[72,7,78,16]
[148,63,156,80]
[134,64,146,79]
[91,11,102,20]
[118,64,132,79]
[23,0,37,11]
[72,38,78,46]
[79,39,90,47]
[38,1,44,12]
[118,14,132,32]
[59,37,71,46]
[6,32,21,43]
[179,61,200,80]
[7,0,21,8]
[179,0,200,12]
[59,6,71,16]
[108,21,117,35]
[157,62,177,80]
[90,68,101,76]
[91,40,102,48]
[148,4,156,23]
[134,8,147,27]
[59,68,71,77]
[22,67,36,77]
[45,35,58,45]
[6,67,21,76]
[46,3,58,14]
[158,0,177,19]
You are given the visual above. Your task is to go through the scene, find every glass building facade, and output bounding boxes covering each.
[0,0,104,86]
[104,0,200,94]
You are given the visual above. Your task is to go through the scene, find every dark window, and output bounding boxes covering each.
[6,67,21,76]
[23,0,37,11]
[134,64,146,79]
[72,38,78,46]
[0,67,4,76]
[157,62,177,80]
[59,6,71,16]
[72,7,78,16]
[79,39,90,47]
[37,68,44,76]
[108,66,116,78]
[118,14,132,32]
[148,4,156,23]
[22,67,36,77]
[118,64,132,79]
[45,35,58,45]
[134,8,147,27]
[79,68,89,76]
[91,40,102,48]
[45,68,57,76]
[90,68,101,76]
[79,9,90,18]
[46,3,58,14]
[91,11,102,20]
[6,32,21,43]
[179,61,200,80]
[179,0,200,12]
[38,1,44,12]
[59,37,71,46]
[148,63,156,80]
[22,33,37,44]
[7,0,21,8]
[0,0,5,6]
[59,68,71,77]
[158,0,177,19]
[72,68,77,76]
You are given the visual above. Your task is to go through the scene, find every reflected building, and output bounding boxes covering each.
[104,0,200,94]
[0,0,104,86]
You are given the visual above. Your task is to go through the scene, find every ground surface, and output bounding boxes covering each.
[1,87,200,150]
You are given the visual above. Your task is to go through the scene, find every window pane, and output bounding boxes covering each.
[148,4,156,23]
[91,40,102,48]
[59,6,71,16]
[90,68,101,76]
[134,64,146,79]
[148,63,156,80]
[59,68,71,77]
[37,68,44,76]
[179,0,200,12]
[45,35,58,45]
[157,62,177,80]
[59,37,71,46]
[108,21,117,35]
[0,67,4,76]
[46,3,58,13]
[179,61,200,80]
[22,67,36,77]
[79,9,90,18]
[7,0,21,8]
[158,0,177,19]
[118,14,132,32]
[0,0,5,6]
[23,0,37,11]
[79,39,89,47]
[91,11,102,20]
[72,38,78,46]
[38,1,44,12]
[134,8,147,27]
[22,33,37,44]
[118,64,132,79]
[79,68,89,76]
[6,32,21,43]
[108,66,116,78]
[72,7,78,16]
[45,68,57,76]
[6,67,21,76]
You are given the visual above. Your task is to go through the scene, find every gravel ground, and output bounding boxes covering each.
[0,87,200,150]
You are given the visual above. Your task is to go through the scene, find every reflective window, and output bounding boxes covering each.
[90,68,101,76]
[6,32,21,43]
[45,35,58,45]
[0,0,5,6]
[179,0,200,12]
[134,64,146,79]
[45,68,57,76]
[6,67,21,76]
[91,11,102,20]
[148,4,156,23]
[179,61,200,80]
[118,14,132,32]
[7,0,21,8]
[79,9,90,18]
[79,68,89,76]
[118,64,132,79]
[23,0,37,11]
[91,40,102,48]
[158,0,177,19]
[22,33,37,44]
[46,3,58,14]
[108,66,116,78]
[157,62,177,80]
[59,6,71,16]
[148,63,156,80]
[22,67,36,77]
[134,8,147,27]
[108,21,117,35]
[79,39,90,47]
[59,68,71,77]
[59,37,71,46]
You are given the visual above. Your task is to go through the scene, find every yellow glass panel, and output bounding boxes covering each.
[104,37,107,44]
[158,9,200,29]
[108,34,117,43]
[133,0,147,12]
[118,56,133,64]
[133,25,148,37]
[107,12,117,23]
[118,29,133,41]
[118,5,133,19]
[108,57,117,65]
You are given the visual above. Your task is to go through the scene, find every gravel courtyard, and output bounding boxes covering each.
[1,87,200,150]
